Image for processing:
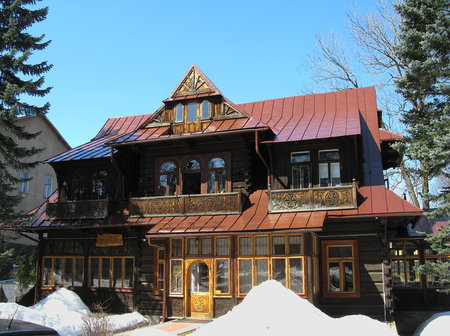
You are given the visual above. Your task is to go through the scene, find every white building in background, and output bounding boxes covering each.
[7,115,71,213]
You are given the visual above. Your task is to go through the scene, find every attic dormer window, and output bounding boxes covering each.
[187,102,197,122]
[176,104,183,123]
[201,100,209,120]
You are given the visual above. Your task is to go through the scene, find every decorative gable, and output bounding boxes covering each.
[144,64,250,133]
[173,68,213,97]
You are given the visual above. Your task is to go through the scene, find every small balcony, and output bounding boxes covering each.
[269,182,358,213]
[129,191,244,217]
[46,197,111,220]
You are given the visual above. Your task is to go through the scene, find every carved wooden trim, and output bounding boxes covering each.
[269,183,357,213]
[129,191,243,217]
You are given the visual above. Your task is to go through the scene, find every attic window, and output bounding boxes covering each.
[201,100,210,119]
[187,102,197,122]
[176,104,183,122]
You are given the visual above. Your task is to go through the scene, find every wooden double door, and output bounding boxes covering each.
[185,259,213,318]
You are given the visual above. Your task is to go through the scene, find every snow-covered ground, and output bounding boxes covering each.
[0,281,443,335]
[191,280,398,336]
[0,288,148,336]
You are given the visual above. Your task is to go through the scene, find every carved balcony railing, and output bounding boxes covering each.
[269,182,358,213]
[46,197,111,220]
[129,191,244,217]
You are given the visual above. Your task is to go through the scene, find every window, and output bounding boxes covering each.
[322,240,360,298]
[176,103,183,122]
[92,169,107,199]
[159,162,178,196]
[237,234,304,295]
[187,102,197,122]
[154,248,165,294]
[72,168,108,200]
[168,237,230,296]
[390,242,421,288]
[319,150,340,187]
[89,241,134,289]
[170,259,183,294]
[207,158,226,193]
[183,159,201,194]
[44,177,53,198]
[72,170,88,200]
[19,172,29,194]
[175,101,210,123]
[215,259,230,294]
[156,153,230,196]
[42,241,84,287]
[291,152,310,189]
[215,237,230,256]
[201,100,210,120]
[186,237,211,255]
[171,238,183,257]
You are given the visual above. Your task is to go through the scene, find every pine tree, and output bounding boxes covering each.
[395,0,450,287]
[0,0,52,229]
[395,0,450,213]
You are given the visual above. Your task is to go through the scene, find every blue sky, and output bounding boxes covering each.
[29,0,377,148]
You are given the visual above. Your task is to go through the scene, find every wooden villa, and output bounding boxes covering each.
[22,64,424,323]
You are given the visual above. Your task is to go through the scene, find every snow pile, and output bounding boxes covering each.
[412,311,450,336]
[192,280,397,336]
[0,288,148,336]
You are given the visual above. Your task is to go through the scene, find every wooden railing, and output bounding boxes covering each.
[269,182,358,213]
[46,197,110,220]
[129,191,243,217]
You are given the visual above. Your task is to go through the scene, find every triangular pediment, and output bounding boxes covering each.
[173,67,214,97]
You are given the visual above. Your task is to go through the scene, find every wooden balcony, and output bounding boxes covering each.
[269,182,358,213]
[129,191,244,217]
[46,197,111,220]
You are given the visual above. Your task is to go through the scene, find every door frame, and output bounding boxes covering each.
[184,258,213,318]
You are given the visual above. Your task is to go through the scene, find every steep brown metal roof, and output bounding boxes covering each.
[44,113,152,163]
[239,88,363,143]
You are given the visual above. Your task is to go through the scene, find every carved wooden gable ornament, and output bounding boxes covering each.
[173,68,213,96]
[145,64,248,130]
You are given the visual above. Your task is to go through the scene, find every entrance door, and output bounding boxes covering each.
[188,261,211,317]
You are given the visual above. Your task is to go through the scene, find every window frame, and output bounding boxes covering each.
[322,240,360,298]
[236,234,305,296]
[88,256,134,288]
[154,247,165,295]
[43,177,53,198]
[390,241,421,288]
[71,167,109,201]
[155,153,231,196]
[214,258,231,295]
[318,149,341,187]
[290,151,311,189]
[19,171,29,194]
[201,100,210,120]
[41,240,84,288]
